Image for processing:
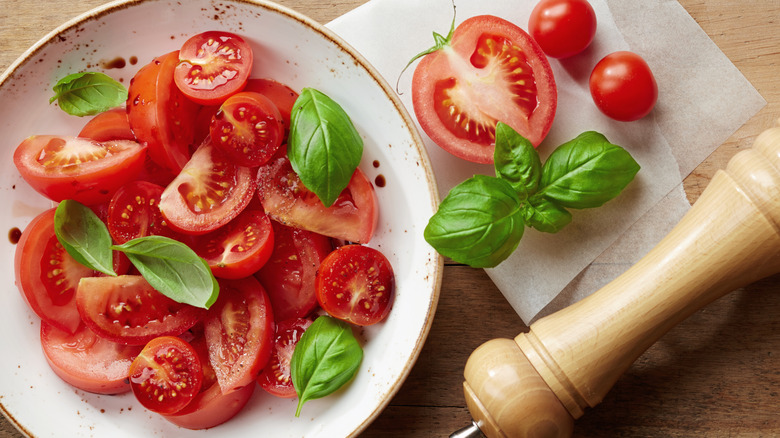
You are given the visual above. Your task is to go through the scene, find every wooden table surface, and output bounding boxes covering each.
[1,0,779,437]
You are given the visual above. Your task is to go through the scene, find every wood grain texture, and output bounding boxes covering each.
[1,1,779,437]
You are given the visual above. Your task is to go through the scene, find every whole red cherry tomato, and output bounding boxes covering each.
[589,51,658,122]
[528,0,597,59]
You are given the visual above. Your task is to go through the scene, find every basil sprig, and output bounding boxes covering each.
[53,201,219,309]
[424,123,640,268]
[288,88,363,207]
[50,72,128,117]
[291,315,363,417]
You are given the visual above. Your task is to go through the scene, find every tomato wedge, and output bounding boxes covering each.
[257,317,313,398]
[163,379,255,429]
[411,15,557,163]
[78,107,136,142]
[243,78,299,133]
[107,180,183,244]
[13,135,147,205]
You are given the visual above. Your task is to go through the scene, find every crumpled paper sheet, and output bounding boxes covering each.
[327,0,766,323]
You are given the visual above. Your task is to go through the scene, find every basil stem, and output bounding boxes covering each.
[53,200,116,276]
[50,72,128,117]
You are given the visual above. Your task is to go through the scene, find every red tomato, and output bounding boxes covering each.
[14,209,93,334]
[40,321,142,394]
[76,275,206,345]
[129,336,203,415]
[589,51,658,122]
[243,78,299,133]
[107,180,183,244]
[528,0,598,59]
[210,91,284,167]
[204,276,274,393]
[256,151,378,243]
[315,244,395,326]
[174,31,253,106]
[255,221,332,321]
[127,51,201,173]
[192,208,274,279]
[411,15,557,163]
[13,135,146,205]
[159,140,256,235]
[257,317,313,398]
[163,379,255,429]
[78,107,136,141]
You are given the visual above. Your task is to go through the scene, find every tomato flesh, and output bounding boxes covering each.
[78,107,136,142]
[107,180,183,244]
[257,317,312,398]
[243,78,299,134]
[163,379,255,429]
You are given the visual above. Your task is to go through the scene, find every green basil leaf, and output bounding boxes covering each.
[50,72,128,117]
[523,196,572,233]
[113,236,219,309]
[539,131,640,209]
[291,315,363,417]
[288,88,363,207]
[494,122,542,200]
[424,175,524,268]
[53,200,116,276]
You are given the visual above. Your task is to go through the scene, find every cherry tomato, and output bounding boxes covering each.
[127,51,201,173]
[78,107,136,141]
[107,180,184,244]
[528,0,598,59]
[589,51,658,122]
[243,78,299,133]
[129,336,203,415]
[192,208,275,279]
[412,15,557,163]
[204,276,274,393]
[13,135,147,205]
[159,140,256,235]
[40,321,142,394]
[256,150,378,243]
[163,378,255,429]
[315,244,395,326]
[255,221,333,321]
[257,317,313,398]
[76,275,206,345]
[174,31,253,106]
[210,91,284,167]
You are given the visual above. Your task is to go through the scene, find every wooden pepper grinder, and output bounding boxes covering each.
[457,123,780,438]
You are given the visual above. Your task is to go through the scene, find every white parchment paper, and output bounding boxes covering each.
[327,0,766,323]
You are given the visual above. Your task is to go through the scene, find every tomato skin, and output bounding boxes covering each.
[257,317,313,398]
[129,336,203,415]
[78,107,136,142]
[589,51,658,122]
[528,0,597,59]
[13,135,147,205]
[243,78,299,133]
[107,180,184,244]
[315,245,395,326]
[40,321,142,394]
[412,15,557,163]
[163,380,255,430]
[174,31,253,106]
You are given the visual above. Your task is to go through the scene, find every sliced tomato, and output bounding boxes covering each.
[127,51,201,173]
[163,378,255,429]
[159,139,256,235]
[411,15,557,163]
[243,78,299,133]
[192,208,274,279]
[135,155,178,187]
[129,336,203,415]
[210,91,284,167]
[14,208,93,334]
[78,107,136,142]
[315,244,395,326]
[256,151,378,243]
[76,275,206,345]
[255,221,332,321]
[40,321,142,394]
[174,31,253,105]
[107,180,184,244]
[13,135,147,205]
[257,317,313,398]
[204,276,274,393]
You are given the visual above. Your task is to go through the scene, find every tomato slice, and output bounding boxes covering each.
[76,275,206,345]
[192,208,274,279]
[257,317,313,398]
[13,135,147,205]
[256,151,378,243]
[107,180,184,244]
[163,379,255,429]
[315,244,395,326]
[159,139,256,235]
[243,78,299,133]
[174,31,253,105]
[129,336,203,415]
[204,276,274,393]
[255,220,332,321]
[40,321,142,394]
[210,91,284,167]
[411,15,557,163]
[78,107,136,142]
[127,51,201,173]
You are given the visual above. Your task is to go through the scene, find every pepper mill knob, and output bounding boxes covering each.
[462,123,780,438]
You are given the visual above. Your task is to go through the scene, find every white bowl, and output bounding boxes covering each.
[0,0,442,436]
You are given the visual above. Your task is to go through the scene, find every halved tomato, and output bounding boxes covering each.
[411,15,557,163]
[107,180,184,244]
[78,107,136,142]
[243,78,299,133]
[13,135,147,205]
[257,317,313,398]
[256,151,378,243]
